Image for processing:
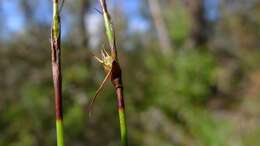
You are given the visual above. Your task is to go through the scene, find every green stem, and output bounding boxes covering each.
[56,120,65,146]
[53,0,60,40]
[116,88,128,146]
[99,0,117,60]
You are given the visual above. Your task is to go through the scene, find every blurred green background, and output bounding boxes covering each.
[0,0,260,146]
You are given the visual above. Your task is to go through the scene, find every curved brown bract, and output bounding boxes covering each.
[111,61,122,84]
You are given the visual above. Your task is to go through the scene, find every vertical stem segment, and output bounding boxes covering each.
[111,62,128,146]
[99,0,128,145]
[51,1,64,146]
[115,84,128,146]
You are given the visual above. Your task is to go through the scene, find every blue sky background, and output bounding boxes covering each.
[1,0,25,32]
[0,0,147,34]
[0,0,219,38]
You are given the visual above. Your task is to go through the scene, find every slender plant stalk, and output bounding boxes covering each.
[51,0,64,146]
[99,0,128,145]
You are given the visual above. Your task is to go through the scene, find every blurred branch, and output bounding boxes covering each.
[148,0,173,54]
[186,0,208,46]
[79,0,90,48]
[20,0,34,24]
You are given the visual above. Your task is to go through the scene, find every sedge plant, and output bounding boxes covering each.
[51,0,65,146]
[87,0,128,145]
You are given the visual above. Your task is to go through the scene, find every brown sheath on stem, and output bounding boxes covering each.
[111,60,128,146]
[51,13,63,120]
[110,60,124,107]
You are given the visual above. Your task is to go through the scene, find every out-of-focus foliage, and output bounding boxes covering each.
[0,0,260,146]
